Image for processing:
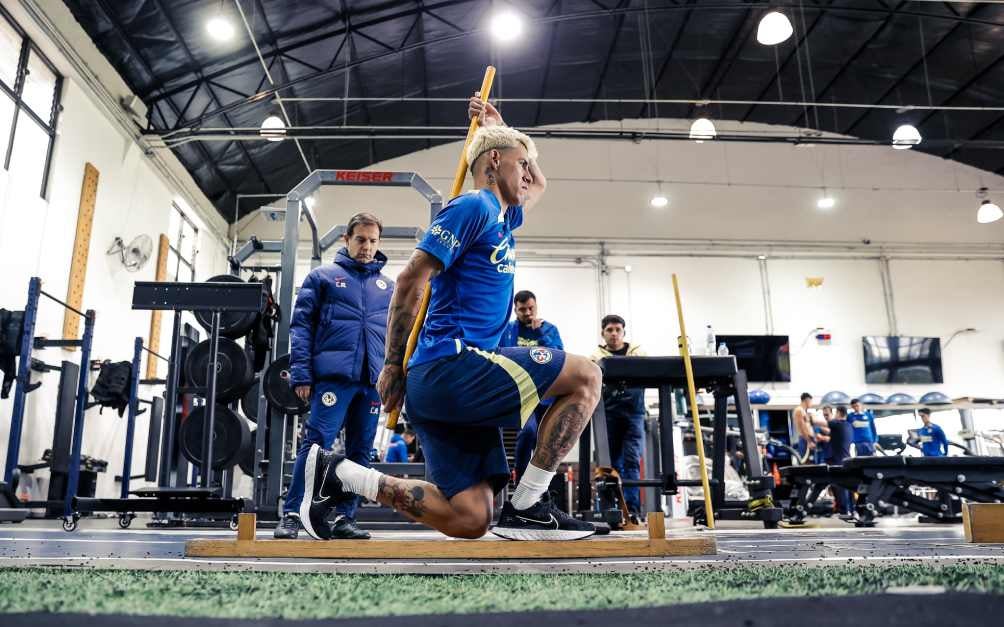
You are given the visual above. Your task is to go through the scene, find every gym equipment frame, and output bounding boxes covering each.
[580,356,782,529]
[228,168,442,521]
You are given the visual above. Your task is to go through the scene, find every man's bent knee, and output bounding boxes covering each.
[576,358,602,402]
[442,510,491,539]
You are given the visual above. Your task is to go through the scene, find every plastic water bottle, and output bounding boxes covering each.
[705,325,716,356]
[717,342,729,356]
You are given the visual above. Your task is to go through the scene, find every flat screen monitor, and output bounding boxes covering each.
[716,335,791,382]
[862,336,943,384]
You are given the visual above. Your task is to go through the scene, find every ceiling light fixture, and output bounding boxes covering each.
[689,117,717,142]
[892,124,922,150]
[490,10,524,42]
[977,187,1002,224]
[206,12,234,42]
[260,115,286,142]
[817,194,835,210]
[756,10,793,46]
[650,193,669,209]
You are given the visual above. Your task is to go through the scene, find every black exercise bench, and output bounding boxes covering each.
[782,456,1004,526]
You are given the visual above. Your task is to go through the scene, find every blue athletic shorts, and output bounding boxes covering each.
[405,345,566,498]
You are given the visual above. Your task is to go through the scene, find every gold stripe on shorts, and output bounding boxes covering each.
[467,347,540,426]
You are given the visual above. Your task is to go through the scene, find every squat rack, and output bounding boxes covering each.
[228,168,442,520]
[3,276,95,528]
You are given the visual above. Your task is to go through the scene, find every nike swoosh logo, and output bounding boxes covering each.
[516,514,559,529]
[312,479,334,504]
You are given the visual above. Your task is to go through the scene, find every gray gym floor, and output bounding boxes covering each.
[2,516,1003,574]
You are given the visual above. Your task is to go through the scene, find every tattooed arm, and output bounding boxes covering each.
[377,249,443,412]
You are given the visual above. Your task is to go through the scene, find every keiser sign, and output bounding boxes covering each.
[334,170,395,183]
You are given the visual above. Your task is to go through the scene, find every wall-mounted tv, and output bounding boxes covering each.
[862,336,943,384]
[717,335,791,382]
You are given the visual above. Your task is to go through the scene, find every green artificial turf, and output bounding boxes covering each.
[0,564,1002,619]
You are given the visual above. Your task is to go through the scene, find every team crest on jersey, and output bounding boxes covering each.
[375,279,388,290]
[334,277,347,288]
[321,392,337,407]
[529,347,552,364]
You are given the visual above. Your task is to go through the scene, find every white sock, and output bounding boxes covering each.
[334,458,382,501]
[511,463,555,510]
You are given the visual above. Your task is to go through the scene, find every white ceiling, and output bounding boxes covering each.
[233,119,1004,247]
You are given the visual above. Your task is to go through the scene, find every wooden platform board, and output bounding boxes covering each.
[963,503,1004,543]
[185,512,717,560]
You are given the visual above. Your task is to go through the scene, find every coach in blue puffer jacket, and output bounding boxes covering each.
[278,212,394,541]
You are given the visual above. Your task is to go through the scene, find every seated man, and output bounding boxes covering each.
[302,96,601,541]
[404,427,423,463]
[384,423,409,463]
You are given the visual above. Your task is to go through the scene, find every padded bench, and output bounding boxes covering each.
[781,456,1004,525]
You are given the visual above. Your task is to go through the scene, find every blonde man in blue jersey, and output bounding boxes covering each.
[299,96,602,541]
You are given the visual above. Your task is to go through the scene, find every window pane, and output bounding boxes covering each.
[180,221,197,261]
[0,17,20,90]
[168,206,182,247]
[0,92,14,164]
[23,51,56,123]
[10,115,49,196]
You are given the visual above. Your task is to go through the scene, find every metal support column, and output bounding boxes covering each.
[62,309,95,520]
[158,312,184,487]
[120,337,143,498]
[711,391,728,507]
[276,197,301,357]
[199,312,222,488]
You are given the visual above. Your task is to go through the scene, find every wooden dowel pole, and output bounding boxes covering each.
[672,273,716,529]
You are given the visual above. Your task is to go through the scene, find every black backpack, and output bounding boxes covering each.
[88,360,133,416]
[0,309,25,398]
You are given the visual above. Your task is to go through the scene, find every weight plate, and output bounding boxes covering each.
[238,428,257,476]
[194,275,259,339]
[179,405,251,470]
[240,377,260,423]
[185,337,255,402]
[263,353,309,416]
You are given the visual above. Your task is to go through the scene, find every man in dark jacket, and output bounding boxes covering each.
[826,405,854,517]
[275,212,394,540]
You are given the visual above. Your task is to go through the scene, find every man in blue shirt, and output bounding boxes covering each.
[277,213,394,540]
[848,398,878,456]
[384,423,409,463]
[916,408,949,456]
[499,290,564,481]
[299,96,600,541]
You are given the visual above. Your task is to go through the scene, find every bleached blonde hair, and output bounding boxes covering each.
[466,126,538,173]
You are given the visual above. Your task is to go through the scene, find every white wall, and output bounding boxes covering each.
[0,3,230,499]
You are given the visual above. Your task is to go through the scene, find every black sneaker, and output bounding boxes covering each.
[328,515,371,540]
[273,513,300,539]
[298,445,354,540]
[492,496,596,541]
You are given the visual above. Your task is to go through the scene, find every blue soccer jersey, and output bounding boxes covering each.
[410,190,523,368]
